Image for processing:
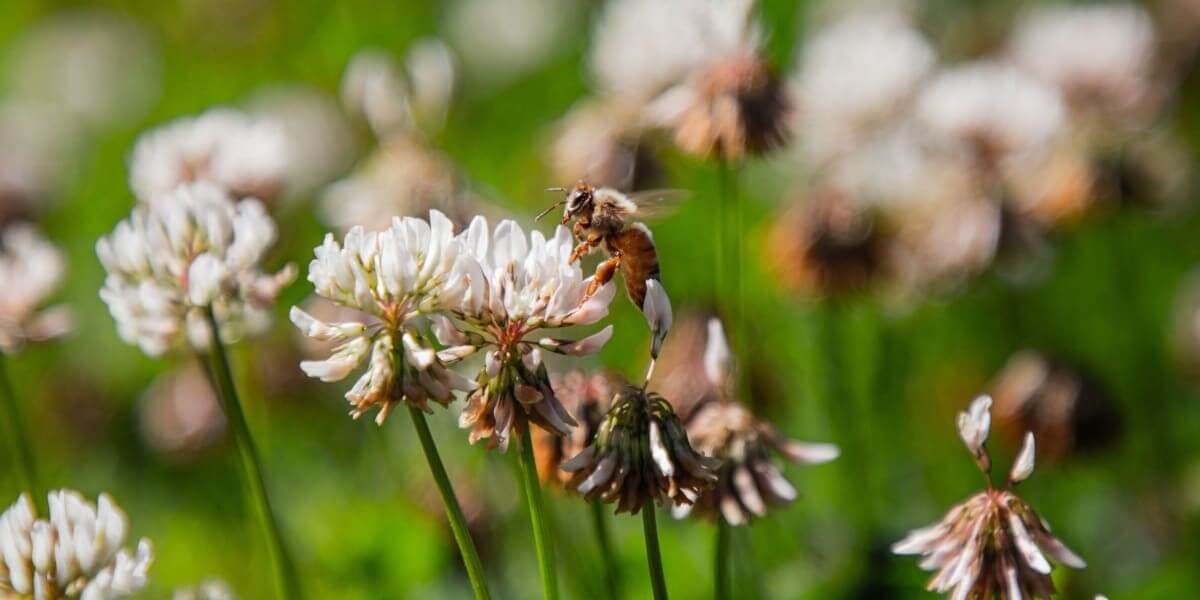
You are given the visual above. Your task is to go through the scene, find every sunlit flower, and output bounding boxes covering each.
[676,318,837,524]
[97,182,295,356]
[129,109,289,204]
[445,217,616,450]
[1009,4,1157,120]
[562,386,720,513]
[792,11,935,162]
[0,490,153,599]
[0,223,72,353]
[915,61,1066,172]
[534,370,619,486]
[893,395,1087,599]
[291,210,476,424]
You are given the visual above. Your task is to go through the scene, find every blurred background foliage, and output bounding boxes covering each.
[1,0,1199,598]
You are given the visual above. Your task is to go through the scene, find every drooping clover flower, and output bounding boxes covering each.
[0,223,72,353]
[290,210,476,424]
[893,395,1087,599]
[562,386,720,514]
[534,370,619,486]
[677,318,838,525]
[0,490,153,599]
[96,182,295,357]
[128,108,289,204]
[443,217,617,450]
[643,0,790,160]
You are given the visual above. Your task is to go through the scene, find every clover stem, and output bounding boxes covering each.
[518,425,560,599]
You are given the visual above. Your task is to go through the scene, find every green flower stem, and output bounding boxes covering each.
[714,518,731,600]
[0,352,38,500]
[518,425,559,600]
[590,500,620,600]
[202,308,300,600]
[407,405,492,599]
[641,505,669,600]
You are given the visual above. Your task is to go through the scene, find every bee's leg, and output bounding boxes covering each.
[568,242,591,265]
[586,254,621,297]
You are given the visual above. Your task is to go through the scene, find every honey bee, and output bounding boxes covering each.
[537,181,685,309]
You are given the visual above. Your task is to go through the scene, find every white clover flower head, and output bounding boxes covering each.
[292,210,477,424]
[893,398,1083,598]
[1009,4,1156,118]
[591,0,761,102]
[97,182,295,356]
[447,216,616,450]
[916,61,1066,170]
[129,108,289,204]
[794,11,935,162]
[0,490,153,599]
[0,223,72,353]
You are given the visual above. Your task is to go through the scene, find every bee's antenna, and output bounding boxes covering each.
[535,201,563,221]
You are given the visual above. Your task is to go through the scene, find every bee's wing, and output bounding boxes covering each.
[626,189,691,220]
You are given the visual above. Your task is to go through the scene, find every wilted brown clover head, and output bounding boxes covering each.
[561,387,719,514]
[893,395,1087,599]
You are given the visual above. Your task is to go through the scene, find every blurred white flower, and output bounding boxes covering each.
[138,363,227,460]
[446,217,616,450]
[893,396,1085,599]
[0,490,153,599]
[97,182,295,356]
[8,11,160,130]
[0,224,72,353]
[548,99,649,191]
[247,85,357,200]
[0,101,82,216]
[793,11,935,162]
[320,137,482,232]
[1009,4,1156,119]
[916,61,1066,170]
[342,41,456,139]
[591,0,759,101]
[447,0,579,89]
[129,109,289,204]
[173,579,236,600]
[292,210,477,423]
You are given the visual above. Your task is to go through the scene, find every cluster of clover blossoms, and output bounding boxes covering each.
[293,211,621,449]
[0,490,152,600]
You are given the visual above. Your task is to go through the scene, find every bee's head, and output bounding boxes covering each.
[539,181,594,223]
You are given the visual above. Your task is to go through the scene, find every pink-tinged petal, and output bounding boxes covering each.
[540,325,614,356]
[1009,432,1036,484]
[778,441,840,464]
[565,279,616,325]
[1008,511,1051,574]
[429,313,468,346]
[956,394,992,454]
